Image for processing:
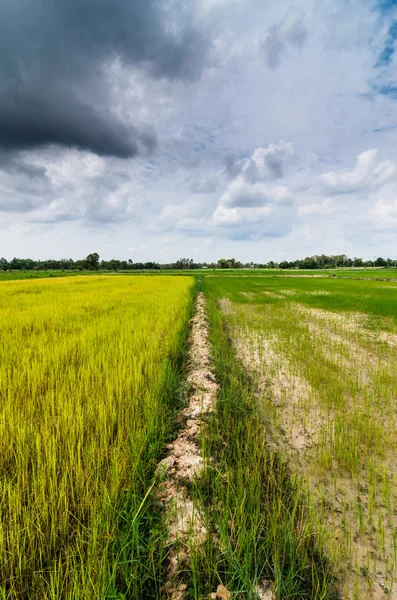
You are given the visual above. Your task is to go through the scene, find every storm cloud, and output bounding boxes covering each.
[0,0,209,157]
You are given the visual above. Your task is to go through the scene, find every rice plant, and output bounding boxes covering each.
[0,275,194,598]
[204,275,397,598]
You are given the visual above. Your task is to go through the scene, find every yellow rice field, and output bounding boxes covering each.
[0,275,193,598]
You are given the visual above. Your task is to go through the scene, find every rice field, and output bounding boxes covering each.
[204,275,397,599]
[0,275,194,598]
[2,271,397,599]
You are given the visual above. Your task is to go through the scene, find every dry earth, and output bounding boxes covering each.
[156,292,218,599]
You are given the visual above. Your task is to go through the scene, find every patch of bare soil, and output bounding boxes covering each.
[156,293,219,599]
[261,291,285,299]
[278,274,328,278]
[378,330,397,347]
[297,305,368,332]
[277,289,297,295]
[303,290,331,295]
[254,581,276,600]
[234,329,323,456]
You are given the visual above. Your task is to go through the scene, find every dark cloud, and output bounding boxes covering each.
[262,32,286,69]
[0,151,48,179]
[265,154,284,178]
[0,0,209,157]
[0,92,157,158]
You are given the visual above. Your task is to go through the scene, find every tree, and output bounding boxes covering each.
[375,257,387,267]
[279,261,290,269]
[174,258,194,270]
[217,258,229,269]
[217,258,241,269]
[85,253,100,270]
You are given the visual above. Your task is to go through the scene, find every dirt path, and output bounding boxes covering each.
[156,292,218,599]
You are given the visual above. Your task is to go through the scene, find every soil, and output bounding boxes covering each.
[156,293,218,599]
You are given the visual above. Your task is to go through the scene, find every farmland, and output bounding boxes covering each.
[1,266,397,283]
[203,275,397,599]
[1,271,396,599]
[0,275,194,598]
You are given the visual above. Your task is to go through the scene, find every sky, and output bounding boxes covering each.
[1,0,397,263]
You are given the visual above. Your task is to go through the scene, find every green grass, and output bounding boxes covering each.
[205,275,397,324]
[205,274,397,598]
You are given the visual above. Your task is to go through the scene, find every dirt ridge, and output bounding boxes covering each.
[156,292,218,599]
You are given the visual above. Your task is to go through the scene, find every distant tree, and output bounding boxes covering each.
[375,257,387,267]
[85,253,100,270]
[217,258,229,269]
[9,257,35,270]
[74,260,85,271]
[144,262,160,270]
[107,259,121,271]
[174,258,194,270]
[298,256,318,269]
[1,252,384,273]
[334,254,348,267]
[217,258,241,269]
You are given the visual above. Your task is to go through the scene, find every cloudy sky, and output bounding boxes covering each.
[1,0,397,262]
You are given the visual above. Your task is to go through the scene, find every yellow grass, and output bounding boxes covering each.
[0,275,194,598]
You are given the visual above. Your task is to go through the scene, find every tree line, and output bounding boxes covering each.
[0,253,396,272]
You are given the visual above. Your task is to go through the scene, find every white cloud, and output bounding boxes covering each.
[211,143,297,239]
[319,150,396,195]
[220,178,292,209]
[241,141,294,182]
[298,199,343,216]
[369,199,397,228]
[262,6,308,69]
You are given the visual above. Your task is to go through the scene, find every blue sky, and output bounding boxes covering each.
[1,0,397,261]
